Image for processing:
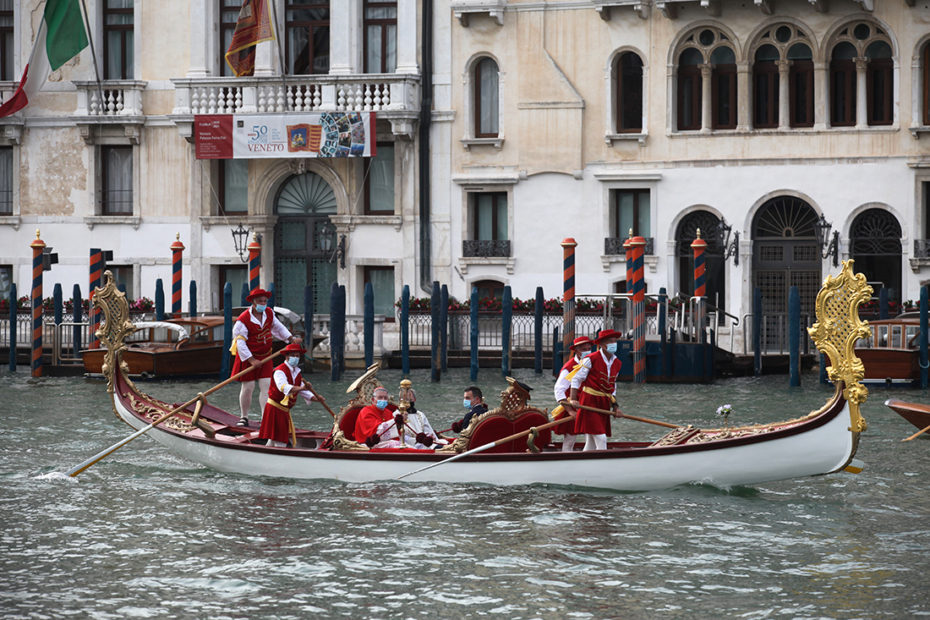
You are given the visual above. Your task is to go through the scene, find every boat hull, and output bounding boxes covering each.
[884,398,930,432]
[84,345,223,377]
[857,348,918,384]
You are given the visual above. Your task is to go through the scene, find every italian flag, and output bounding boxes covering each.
[0,0,88,117]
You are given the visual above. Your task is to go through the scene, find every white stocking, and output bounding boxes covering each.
[562,435,577,452]
[583,434,608,451]
[257,377,270,420]
[239,381,255,418]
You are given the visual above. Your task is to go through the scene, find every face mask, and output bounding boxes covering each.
[285,356,300,368]
[376,399,388,410]
[606,342,618,354]
[463,399,472,409]
[576,349,591,360]
[254,303,267,313]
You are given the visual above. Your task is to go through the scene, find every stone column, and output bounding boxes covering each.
[330,0,361,74]
[813,61,827,129]
[855,57,868,128]
[736,62,750,131]
[395,0,419,74]
[777,59,791,129]
[700,63,712,132]
[188,0,210,77]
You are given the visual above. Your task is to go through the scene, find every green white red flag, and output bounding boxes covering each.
[225,0,275,77]
[0,0,89,117]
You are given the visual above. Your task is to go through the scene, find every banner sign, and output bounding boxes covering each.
[194,112,376,159]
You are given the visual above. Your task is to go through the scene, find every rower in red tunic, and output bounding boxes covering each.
[551,336,594,452]
[230,287,301,427]
[258,343,317,447]
[566,329,623,451]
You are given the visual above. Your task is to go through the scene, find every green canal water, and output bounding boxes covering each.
[1,367,928,618]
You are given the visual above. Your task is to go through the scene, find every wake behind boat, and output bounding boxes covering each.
[89,261,873,491]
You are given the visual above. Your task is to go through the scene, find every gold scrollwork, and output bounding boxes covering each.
[807,260,872,434]
[93,270,137,395]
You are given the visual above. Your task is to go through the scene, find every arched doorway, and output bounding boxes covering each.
[752,196,822,347]
[850,208,902,304]
[676,210,725,312]
[274,172,338,313]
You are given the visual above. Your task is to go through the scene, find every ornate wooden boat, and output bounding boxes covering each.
[91,262,873,491]
[883,398,930,433]
[854,315,921,385]
[82,317,225,378]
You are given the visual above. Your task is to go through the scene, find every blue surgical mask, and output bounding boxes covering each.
[606,342,618,354]
[376,399,388,410]
[285,356,300,368]
[463,399,472,409]
[254,303,267,313]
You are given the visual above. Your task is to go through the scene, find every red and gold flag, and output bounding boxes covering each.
[224,0,275,77]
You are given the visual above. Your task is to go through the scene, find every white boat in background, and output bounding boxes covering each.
[92,261,873,492]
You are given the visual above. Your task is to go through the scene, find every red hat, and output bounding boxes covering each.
[570,336,594,350]
[595,329,622,343]
[282,342,306,356]
[246,288,272,302]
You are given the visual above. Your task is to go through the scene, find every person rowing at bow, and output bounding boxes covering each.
[552,335,594,452]
[258,343,317,447]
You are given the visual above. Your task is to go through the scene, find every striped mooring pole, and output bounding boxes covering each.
[170,233,185,316]
[247,233,261,293]
[30,230,45,378]
[691,228,707,341]
[89,248,103,348]
[630,235,647,384]
[624,230,633,333]
[561,237,577,353]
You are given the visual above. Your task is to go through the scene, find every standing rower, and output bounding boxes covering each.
[566,329,623,451]
[552,336,594,452]
[258,343,316,447]
[231,287,301,427]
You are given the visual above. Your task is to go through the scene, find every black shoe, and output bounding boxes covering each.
[236,417,249,427]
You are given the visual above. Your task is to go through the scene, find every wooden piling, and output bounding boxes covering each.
[221,282,232,378]
[469,286,478,381]
[502,285,512,377]
[8,282,16,372]
[30,231,45,377]
[431,280,440,382]
[71,284,82,355]
[534,286,543,374]
[188,280,197,317]
[921,285,928,389]
[401,284,410,376]
[155,279,165,321]
[789,285,800,387]
[440,284,449,372]
[364,282,374,368]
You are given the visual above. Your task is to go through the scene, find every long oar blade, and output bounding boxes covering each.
[395,441,495,480]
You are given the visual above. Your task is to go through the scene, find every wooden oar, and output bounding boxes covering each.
[315,395,337,420]
[564,401,679,429]
[65,350,284,477]
[396,414,574,481]
[902,422,930,442]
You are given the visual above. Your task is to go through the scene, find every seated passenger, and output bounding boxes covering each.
[354,387,405,449]
[403,389,448,449]
[450,386,489,434]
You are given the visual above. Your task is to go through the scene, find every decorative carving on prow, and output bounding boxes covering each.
[807,260,872,434]
[93,270,137,395]
[330,362,386,451]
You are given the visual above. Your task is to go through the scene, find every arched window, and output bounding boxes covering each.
[850,208,902,304]
[677,48,702,131]
[753,45,779,128]
[675,27,738,132]
[923,41,930,126]
[472,279,504,301]
[711,46,736,129]
[829,21,895,127]
[615,52,643,133]
[866,40,893,126]
[788,43,814,127]
[474,57,499,138]
[830,42,857,126]
[750,24,814,129]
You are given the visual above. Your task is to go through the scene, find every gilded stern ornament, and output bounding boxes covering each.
[807,260,873,434]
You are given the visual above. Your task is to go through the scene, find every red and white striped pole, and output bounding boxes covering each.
[247,233,261,293]
[89,248,103,348]
[630,235,647,384]
[170,233,185,316]
[30,230,45,378]
[691,228,708,342]
[561,238,577,353]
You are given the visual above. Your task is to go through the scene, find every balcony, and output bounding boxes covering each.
[604,236,654,255]
[171,74,420,139]
[601,237,658,273]
[910,239,930,272]
[459,239,514,274]
[74,80,146,118]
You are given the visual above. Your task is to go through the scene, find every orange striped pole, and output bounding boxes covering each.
[623,228,633,293]
[30,230,45,377]
[630,235,646,384]
[89,248,103,348]
[691,228,707,298]
[561,238,577,353]
[170,233,185,316]
[247,233,261,293]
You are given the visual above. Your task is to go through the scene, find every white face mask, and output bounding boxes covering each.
[285,356,300,368]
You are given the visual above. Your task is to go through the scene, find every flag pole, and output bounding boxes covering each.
[268,0,289,111]
[78,0,105,114]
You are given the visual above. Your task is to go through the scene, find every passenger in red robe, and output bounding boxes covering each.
[259,343,316,447]
[230,287,301,427]
[354,386,405,448]
[567,329,623,451]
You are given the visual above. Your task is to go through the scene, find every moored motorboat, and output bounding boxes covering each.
[91,261,873,491]
[884,398,930,434]
[854,315,921,385]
